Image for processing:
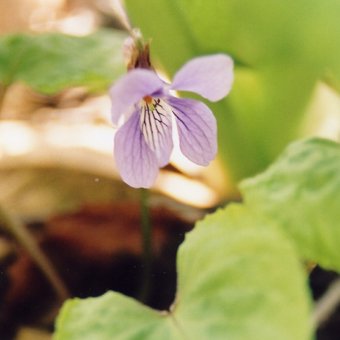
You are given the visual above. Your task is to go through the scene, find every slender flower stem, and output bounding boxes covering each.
[0,203,69,302]
[139,188,153,303]
[110,0,133,35]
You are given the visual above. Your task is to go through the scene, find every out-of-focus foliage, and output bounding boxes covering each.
[0,30,126,94]
[125,0,340,183]
[241,138,340,271]
[55,205,311,340]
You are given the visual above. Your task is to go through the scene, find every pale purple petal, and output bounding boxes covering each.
[140,98,173,167]
[156,124,173,167]
[110,69,164,124]
[167,97,217,166]
[114,110,159,188]
[171,54,234,102]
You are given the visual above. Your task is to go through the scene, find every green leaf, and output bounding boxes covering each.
[55,205,311,340]
[240,138,340,271]
[55,292,182,340]
[125,0,340,183]
[0,30,126,94]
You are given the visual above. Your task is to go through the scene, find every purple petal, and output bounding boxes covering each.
[140,98,173,167]
[171,54,234,102]
[167,97,217,166]
[156,126,173,167]
[114,110,159,188]
[110,69,164,124]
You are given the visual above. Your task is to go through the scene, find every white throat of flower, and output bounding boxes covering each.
[139,96,172,158]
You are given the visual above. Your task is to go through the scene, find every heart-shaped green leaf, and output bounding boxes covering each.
[241,138,340,271]
[55,205,311,339]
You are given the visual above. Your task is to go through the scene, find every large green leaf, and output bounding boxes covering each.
[0,30,126,94]
[55,292,182,340]
[125,0,340,182]
[241,138,340,271]
[55,205,311,339]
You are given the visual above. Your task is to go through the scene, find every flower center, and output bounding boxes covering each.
[143,95,153,104]
[143,95,155,111]
[139,97,172,157]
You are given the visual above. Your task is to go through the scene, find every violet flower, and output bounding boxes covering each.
[110,54,234,188]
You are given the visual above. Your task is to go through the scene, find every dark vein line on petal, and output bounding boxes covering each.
[172,109,209,153]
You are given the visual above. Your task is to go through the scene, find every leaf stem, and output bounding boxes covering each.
[0,203,70,302]
[312,277,340,327]
[139,188,153,303]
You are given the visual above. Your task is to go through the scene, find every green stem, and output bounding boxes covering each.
[0,203,70,302]
[139,188,153,303]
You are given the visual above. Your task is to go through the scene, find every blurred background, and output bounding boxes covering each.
[0,0,339,339]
